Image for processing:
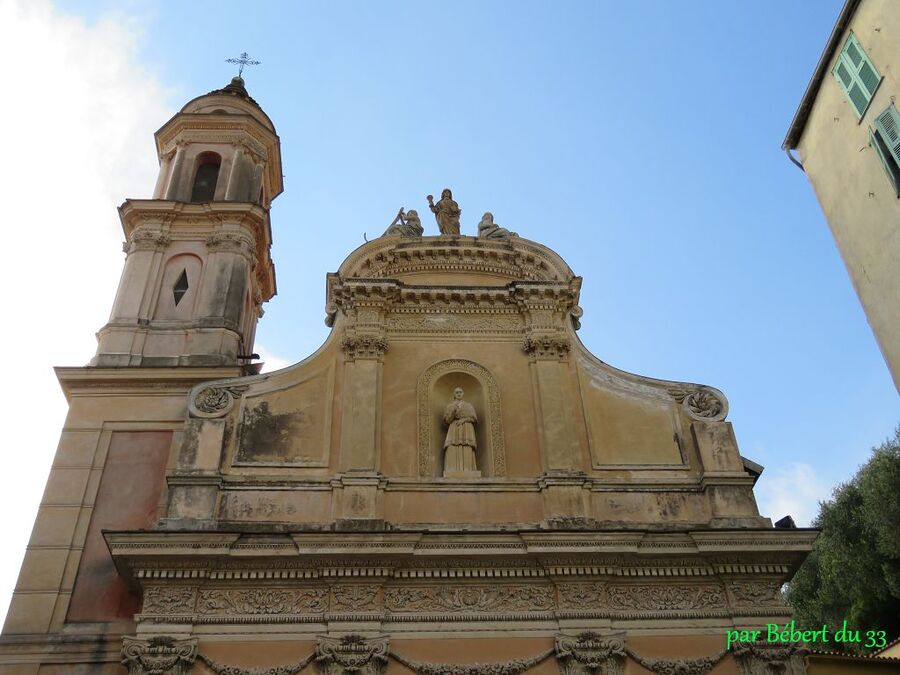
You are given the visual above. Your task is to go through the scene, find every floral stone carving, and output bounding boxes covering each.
[197,588,328,615]
[384,585,555,614]
[627,649,725,675]
[199,651,317,675]
[121,635,197,675]
[390,648,554,675]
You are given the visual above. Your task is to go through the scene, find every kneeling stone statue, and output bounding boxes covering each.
[383,208,424,237]
[477,212,517,239]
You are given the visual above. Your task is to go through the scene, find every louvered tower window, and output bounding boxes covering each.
[869,105,900,197]
[832,32,881,118]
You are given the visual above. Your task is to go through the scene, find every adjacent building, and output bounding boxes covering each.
[783,0,900,390]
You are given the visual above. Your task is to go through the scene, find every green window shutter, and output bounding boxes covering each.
[869,128,900,197]
[875,106,900,165]
[833,32,881,117]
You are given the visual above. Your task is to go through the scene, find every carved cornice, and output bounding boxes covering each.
[121,635,197,675]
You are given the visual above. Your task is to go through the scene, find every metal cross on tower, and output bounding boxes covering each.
[226,52,261,77]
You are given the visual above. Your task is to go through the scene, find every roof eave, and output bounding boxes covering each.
[782,0,862,150]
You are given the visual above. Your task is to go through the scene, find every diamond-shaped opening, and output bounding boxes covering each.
[173,269,189,306]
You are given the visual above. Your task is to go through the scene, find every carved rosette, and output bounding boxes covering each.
[732,642,809,675]
[125,227,171,254]
[315,635,389,675]
[555,632,627,675]
[522,334,571,361]
[341,332,389,361]
[121,635,198,675]
[668,386,728,422]
[189,385,246,418]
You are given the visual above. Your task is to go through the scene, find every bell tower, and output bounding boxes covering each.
[93,76,282,367]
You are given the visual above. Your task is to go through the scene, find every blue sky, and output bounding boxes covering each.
[1,1,896,620]
[56,0,897,512]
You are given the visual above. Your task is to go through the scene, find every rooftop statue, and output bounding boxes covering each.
[426,188,461,235]
[383,208,424,237]
[477,212,517,239]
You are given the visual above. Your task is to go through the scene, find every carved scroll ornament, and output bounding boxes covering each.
[121,635,197,675]
[189,384,247,418]
[555,632,627,675]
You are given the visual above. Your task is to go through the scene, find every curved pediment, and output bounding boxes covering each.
[338,236,575,285]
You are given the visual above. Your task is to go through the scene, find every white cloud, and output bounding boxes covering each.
[756,462,832,527]
[256,344,292,373]
[0,0,171,624]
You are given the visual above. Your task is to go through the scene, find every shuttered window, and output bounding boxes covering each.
[870,105,900,197]
[832,32,881,118]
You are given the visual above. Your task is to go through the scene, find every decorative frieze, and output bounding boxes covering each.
[555,632,627,675]
[141,585,197,614]
[121,635,197,675]
[727,580,785,607]
[197,588,328,615]
[607,584,725,612]
[384,584,555,614]
[330,584,381,612]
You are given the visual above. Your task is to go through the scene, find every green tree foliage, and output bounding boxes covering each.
[785,426,900,652]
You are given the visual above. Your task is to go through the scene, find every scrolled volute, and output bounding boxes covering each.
[121,635,197,675]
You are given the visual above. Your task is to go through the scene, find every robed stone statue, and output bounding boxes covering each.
[442,387,480,478]
[427,188,461,235]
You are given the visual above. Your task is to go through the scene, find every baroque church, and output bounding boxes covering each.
[0,77,822,674]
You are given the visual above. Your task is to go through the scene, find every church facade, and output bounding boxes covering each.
[0,79,822,674]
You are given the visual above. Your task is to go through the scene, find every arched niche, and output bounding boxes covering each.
[417,359,505,478]
[153,253,203,320]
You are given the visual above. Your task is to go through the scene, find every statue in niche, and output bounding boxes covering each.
[442,387,481,478]
[382,208,423,237]
[426,188,461,235]
[477,212,517,239]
